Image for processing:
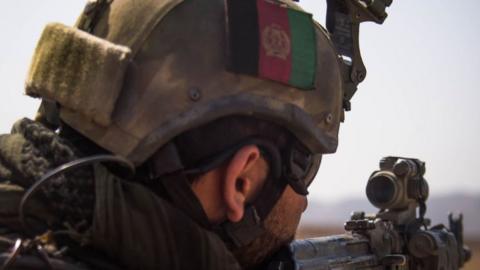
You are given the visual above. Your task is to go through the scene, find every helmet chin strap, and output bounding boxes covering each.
[216,177,288,248]
[214,139,287,248]
[146,138,288,248]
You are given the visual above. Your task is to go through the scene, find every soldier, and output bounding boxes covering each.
[0,0,344,269]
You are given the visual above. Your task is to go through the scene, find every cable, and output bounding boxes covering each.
[18,155,135,236]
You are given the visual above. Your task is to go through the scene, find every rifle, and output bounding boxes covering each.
[267,157,472,270]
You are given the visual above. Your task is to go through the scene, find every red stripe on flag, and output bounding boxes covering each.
[257,0,292,85]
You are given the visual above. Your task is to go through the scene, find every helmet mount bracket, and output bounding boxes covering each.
[326,0,392,111]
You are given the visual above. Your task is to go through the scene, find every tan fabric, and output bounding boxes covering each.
[25,23,131,127]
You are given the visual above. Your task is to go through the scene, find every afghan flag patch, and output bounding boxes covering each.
[227,0,317,90]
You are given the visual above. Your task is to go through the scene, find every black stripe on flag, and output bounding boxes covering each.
[226,0,259,75]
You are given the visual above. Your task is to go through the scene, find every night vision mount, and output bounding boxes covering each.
[326,0,393,111]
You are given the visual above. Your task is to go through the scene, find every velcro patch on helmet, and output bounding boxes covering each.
[25,23,132,127]
[226,0,317,90]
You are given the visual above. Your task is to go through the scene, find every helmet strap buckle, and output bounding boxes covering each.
[219,206,264,248]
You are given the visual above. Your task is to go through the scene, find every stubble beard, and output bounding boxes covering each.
[231,200,302,269]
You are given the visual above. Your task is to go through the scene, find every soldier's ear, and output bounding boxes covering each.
[223,145,267,223]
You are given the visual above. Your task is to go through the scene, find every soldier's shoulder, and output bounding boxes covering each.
[0,182,115,270]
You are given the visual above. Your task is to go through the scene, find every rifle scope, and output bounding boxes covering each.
[366,157,429,210]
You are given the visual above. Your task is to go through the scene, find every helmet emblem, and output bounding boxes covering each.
[261,24,291,60]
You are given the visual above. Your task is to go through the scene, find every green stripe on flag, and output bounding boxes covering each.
[288,9,316,89]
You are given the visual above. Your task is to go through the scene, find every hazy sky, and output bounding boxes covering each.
[0,1,479,203]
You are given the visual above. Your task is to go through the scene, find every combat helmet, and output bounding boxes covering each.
[25,0,345,168]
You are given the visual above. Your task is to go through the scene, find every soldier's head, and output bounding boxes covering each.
[26,0,345,267]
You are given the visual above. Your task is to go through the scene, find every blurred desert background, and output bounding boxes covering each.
[297,194,480,270]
